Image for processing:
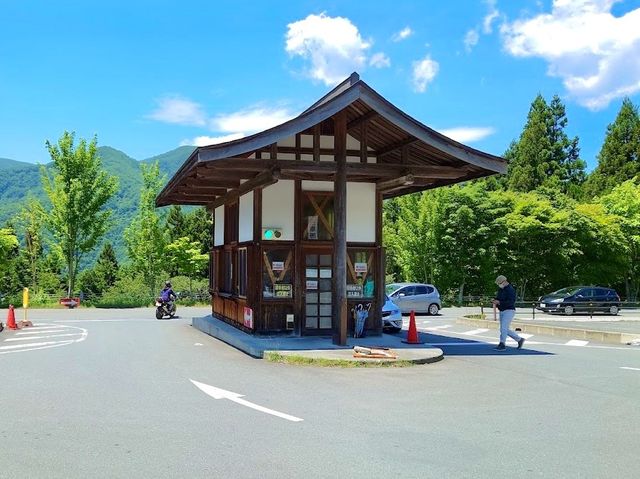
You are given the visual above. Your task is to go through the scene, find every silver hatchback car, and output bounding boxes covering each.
[386,283,441,315]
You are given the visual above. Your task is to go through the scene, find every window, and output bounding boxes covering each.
[414,285,428,295]
[238,248,247,297]
[426,286,434,294]
[302,192,334,240]
[262,248,293,299]
[399,286,415,297]
[346,249,375,298]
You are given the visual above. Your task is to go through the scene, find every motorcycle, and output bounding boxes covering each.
[155,297,177,319]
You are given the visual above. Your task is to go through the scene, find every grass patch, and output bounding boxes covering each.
[464,313,487,320]
[264,352,416,367]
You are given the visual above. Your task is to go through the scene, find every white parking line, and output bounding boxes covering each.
[519,333,534,339]
[565,340,589,346]
[16,329,66,335]
[427,325,452,330]
[464,328,490,335]
[620,367,640,371]
[5,333,82,341]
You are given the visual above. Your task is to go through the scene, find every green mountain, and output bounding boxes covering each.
[0,145,196,265]
[0,157,34,170]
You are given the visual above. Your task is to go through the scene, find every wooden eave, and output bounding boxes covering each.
[156,73,506,207]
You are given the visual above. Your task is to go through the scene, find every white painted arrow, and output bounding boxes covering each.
[189,379,303,422]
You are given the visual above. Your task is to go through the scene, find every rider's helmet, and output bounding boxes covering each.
[165,281,172,288]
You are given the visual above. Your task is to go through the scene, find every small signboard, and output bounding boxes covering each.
[306,280,318,290]
[347,284,363,297]
[272,261,285,272]
[354,262,368,274]
[243,306,254,329]
[274,284,292,298]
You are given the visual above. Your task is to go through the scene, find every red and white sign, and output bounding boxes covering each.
[243,307,254,329]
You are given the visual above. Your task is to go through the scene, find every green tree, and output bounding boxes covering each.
[584,98,640,198]
[600,179,640,300]
[165,236,209,292]
[77,243,119,299]
[166,205,187,243]
[506,94,585,194]
[41,131,118,296]
[0,227,19,270]
[15,198,46,290]
[124,162,167,296]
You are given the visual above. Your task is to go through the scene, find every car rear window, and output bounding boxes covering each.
[414,285,428,295]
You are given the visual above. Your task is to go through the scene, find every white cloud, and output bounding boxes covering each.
[369,52,391,68]
[464,29,480,52]
[464,0,502,52]
[285,13,371,86]
[147,96,206,126]
[412,55,439,93]
[392,26,413,42]
[180,133,245,147]
[482,0,500,34]
[501,0,640,109]
[438,127,496,143]
[211,105,296,134]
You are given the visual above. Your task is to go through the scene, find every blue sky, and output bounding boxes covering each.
[1,0,639,170]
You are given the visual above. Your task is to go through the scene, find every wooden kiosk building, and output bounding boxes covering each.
[157,73,506,344]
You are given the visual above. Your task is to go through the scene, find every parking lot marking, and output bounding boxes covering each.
[620,367,640,371]
[519,333,534,339]
[463,328,489,335]
[428,325,452,330]
[16,329,66,335]
[565,340,589,346]
[5,333,82,342]
[190,379,303,422]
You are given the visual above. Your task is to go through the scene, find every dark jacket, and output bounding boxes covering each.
[160,287,176,302]
[495,283,516,311]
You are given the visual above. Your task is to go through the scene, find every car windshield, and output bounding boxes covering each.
[384,294,391,301]
[385,284,402,295]
[551,287,582,296]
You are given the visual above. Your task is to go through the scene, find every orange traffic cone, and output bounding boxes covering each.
[7,304,18,330]
[402,310,424,344]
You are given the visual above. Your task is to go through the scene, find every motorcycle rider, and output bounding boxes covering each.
[159,281,177,313]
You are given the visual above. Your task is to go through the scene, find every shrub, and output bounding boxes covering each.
[94,275,152,308]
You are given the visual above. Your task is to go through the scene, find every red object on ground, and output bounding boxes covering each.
[7,304,18,330]
[59,297,80,308]
[402,310,424,344]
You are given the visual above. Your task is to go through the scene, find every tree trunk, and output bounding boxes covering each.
[457,282,465,305]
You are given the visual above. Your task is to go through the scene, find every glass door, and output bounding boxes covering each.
[304,252,333,333]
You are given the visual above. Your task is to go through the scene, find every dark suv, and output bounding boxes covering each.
[537,286,621,315]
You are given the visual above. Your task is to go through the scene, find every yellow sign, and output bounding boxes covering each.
[23,287,29,308]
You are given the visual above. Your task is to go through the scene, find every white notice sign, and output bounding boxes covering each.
[306,280,318,290]
[272,261,285,271]
[354,262,368,274]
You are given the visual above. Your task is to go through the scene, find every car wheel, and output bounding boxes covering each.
[563,305,574,316]
[609,305,619,315]
[427,303,439,316]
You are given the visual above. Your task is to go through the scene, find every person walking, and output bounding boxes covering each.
[492,275,525,351]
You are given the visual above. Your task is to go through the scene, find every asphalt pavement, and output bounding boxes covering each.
[1,306,639,478]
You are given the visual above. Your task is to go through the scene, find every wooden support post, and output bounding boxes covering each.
[333,110,348,346]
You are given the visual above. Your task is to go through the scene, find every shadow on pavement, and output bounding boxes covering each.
[403,331,554,357]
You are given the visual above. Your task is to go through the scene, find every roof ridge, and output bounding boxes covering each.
[300,72,360,115]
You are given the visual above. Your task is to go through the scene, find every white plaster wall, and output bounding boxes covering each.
[239,191,253,242]
[214,206,225,246]
[347,182,376,242]
[302,180,333,192]
[262,180,295,240]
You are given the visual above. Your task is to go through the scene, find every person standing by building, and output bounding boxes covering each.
[492,275,525,351]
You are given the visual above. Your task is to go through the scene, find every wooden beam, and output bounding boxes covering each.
[313,124,320,162]
[376,174,415,192]
[201,158,468,179]
[377,137,419,157]
[347,110,378,131]
[360,121,368,163]
[207,168,280,210]
[257,145,363,157]
[176,187,228,196]
[332,110,348,346]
